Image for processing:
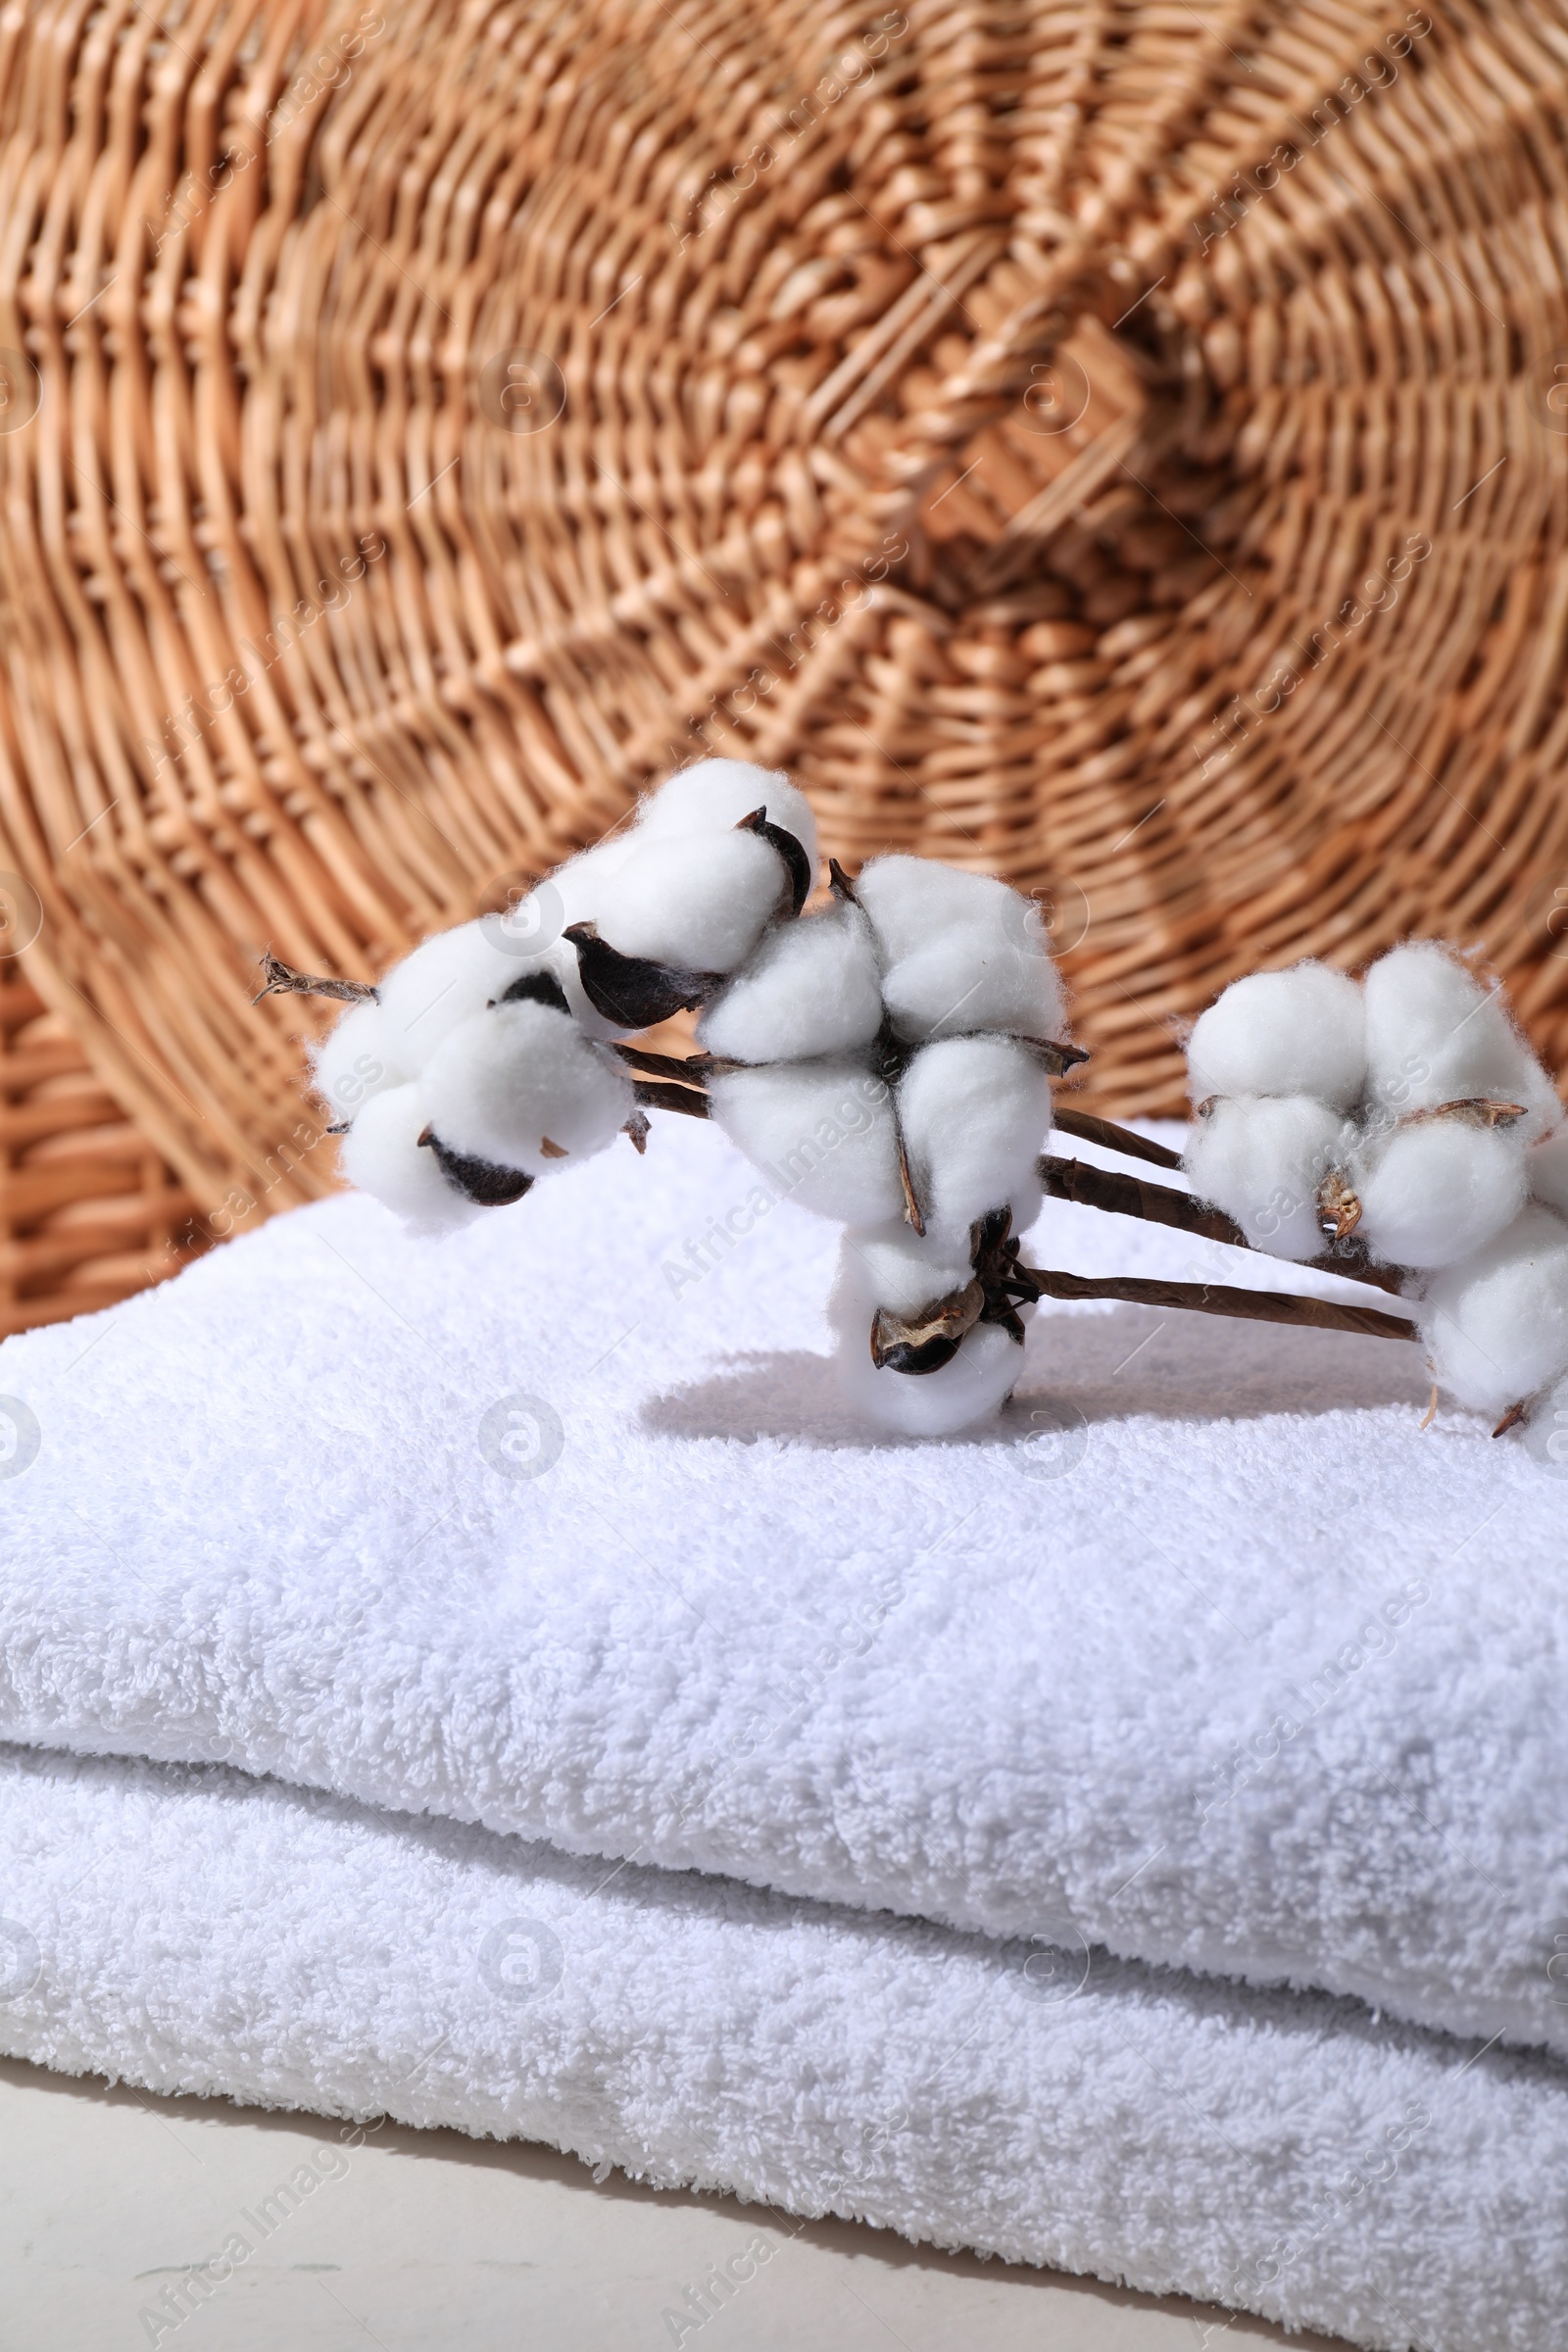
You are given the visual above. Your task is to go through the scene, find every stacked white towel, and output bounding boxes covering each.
[0,1114,1561,2346]
[0,1743,1562,2352]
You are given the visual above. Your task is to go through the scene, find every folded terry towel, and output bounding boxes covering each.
[0,1118,1560,2057]
[0,1740,1562,2352]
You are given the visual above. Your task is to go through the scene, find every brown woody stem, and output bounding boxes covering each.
[1018,1265,1417,1343]
[1037,1153,1405,1297]
[612,1042,717,1085]
[1050,1106,1184,1170]
[632,1078,710,1119]
[1041,1152,1247,1247]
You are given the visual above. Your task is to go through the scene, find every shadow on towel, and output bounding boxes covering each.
[641,1306,1430,1448]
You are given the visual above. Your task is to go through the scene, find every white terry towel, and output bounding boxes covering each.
[0,1117,1560,2057]
[0,1740,1562,2352]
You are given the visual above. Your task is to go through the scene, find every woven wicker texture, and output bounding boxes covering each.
[0,976,202,1335]
[0,0,1565,1266]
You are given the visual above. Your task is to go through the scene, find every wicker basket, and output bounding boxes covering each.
[0,0,1565,1322]
[0,977,202,1336]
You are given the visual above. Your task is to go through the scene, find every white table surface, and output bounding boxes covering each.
[0,2055,1343,2351]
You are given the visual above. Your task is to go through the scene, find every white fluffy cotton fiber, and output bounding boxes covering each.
[855,856,1030,965]
[878,923,1065,1045]
[1419,1203,1568,1417]
[338,1083,482,1232]
[1362,942,1560,1137]
[698,903,884,1064]
[855,857,1066,1044]
[589,830,791,974]
[551,835,639,927]
[827,1238,1024,1436]
[309,1001,406,1123]
[1528,1127,1568,1218]
[897,1037,1052,1235]
[1186,961,1366,1111]
[510,851,646,1035]
[1185,1095,1348,1261]
[376,922,523,1071]
[839,1221,977,1320]
[1352,1118,1528,1270]
[419,1002,633,1177]
[706,1059,906,1226]
[635,758,818,875]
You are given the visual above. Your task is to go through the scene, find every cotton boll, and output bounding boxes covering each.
[1185,1096,1348,1261]
[420,1001,633,1178]
[1003,1173,1046,1253]
[840,1195,1044,1325]
[827,1243,1023,1435]
[1362,943,1560,1138]
[551,835,641,928]
[833,1319,1024,1437]
[590,829,791,975]
[1527,1126,1568,1219]
[1187,962,1365,1111]
[1352,1118,1528,1270]
[839,1221,977,1320]
[477,855,637,1039]
[636,759,817,875]
[879,920,1067,1046]
[897,1038,1052,1235]
[1421,1204,1568,1417]
[855,855,1034,965]
[377,922,520,1071]
[338,1084,483,1232]
[707,1058,905,1224]
[698,903,883,1063]
[856,856,1066,1043]
[309,1002,407,1123]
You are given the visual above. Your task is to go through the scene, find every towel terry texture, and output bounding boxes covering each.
[0,1115,1561,2063]
[0,1741,1563,2352]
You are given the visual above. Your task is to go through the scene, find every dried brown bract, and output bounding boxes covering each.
[564,922,723,1027]
[253,951,377,1007]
